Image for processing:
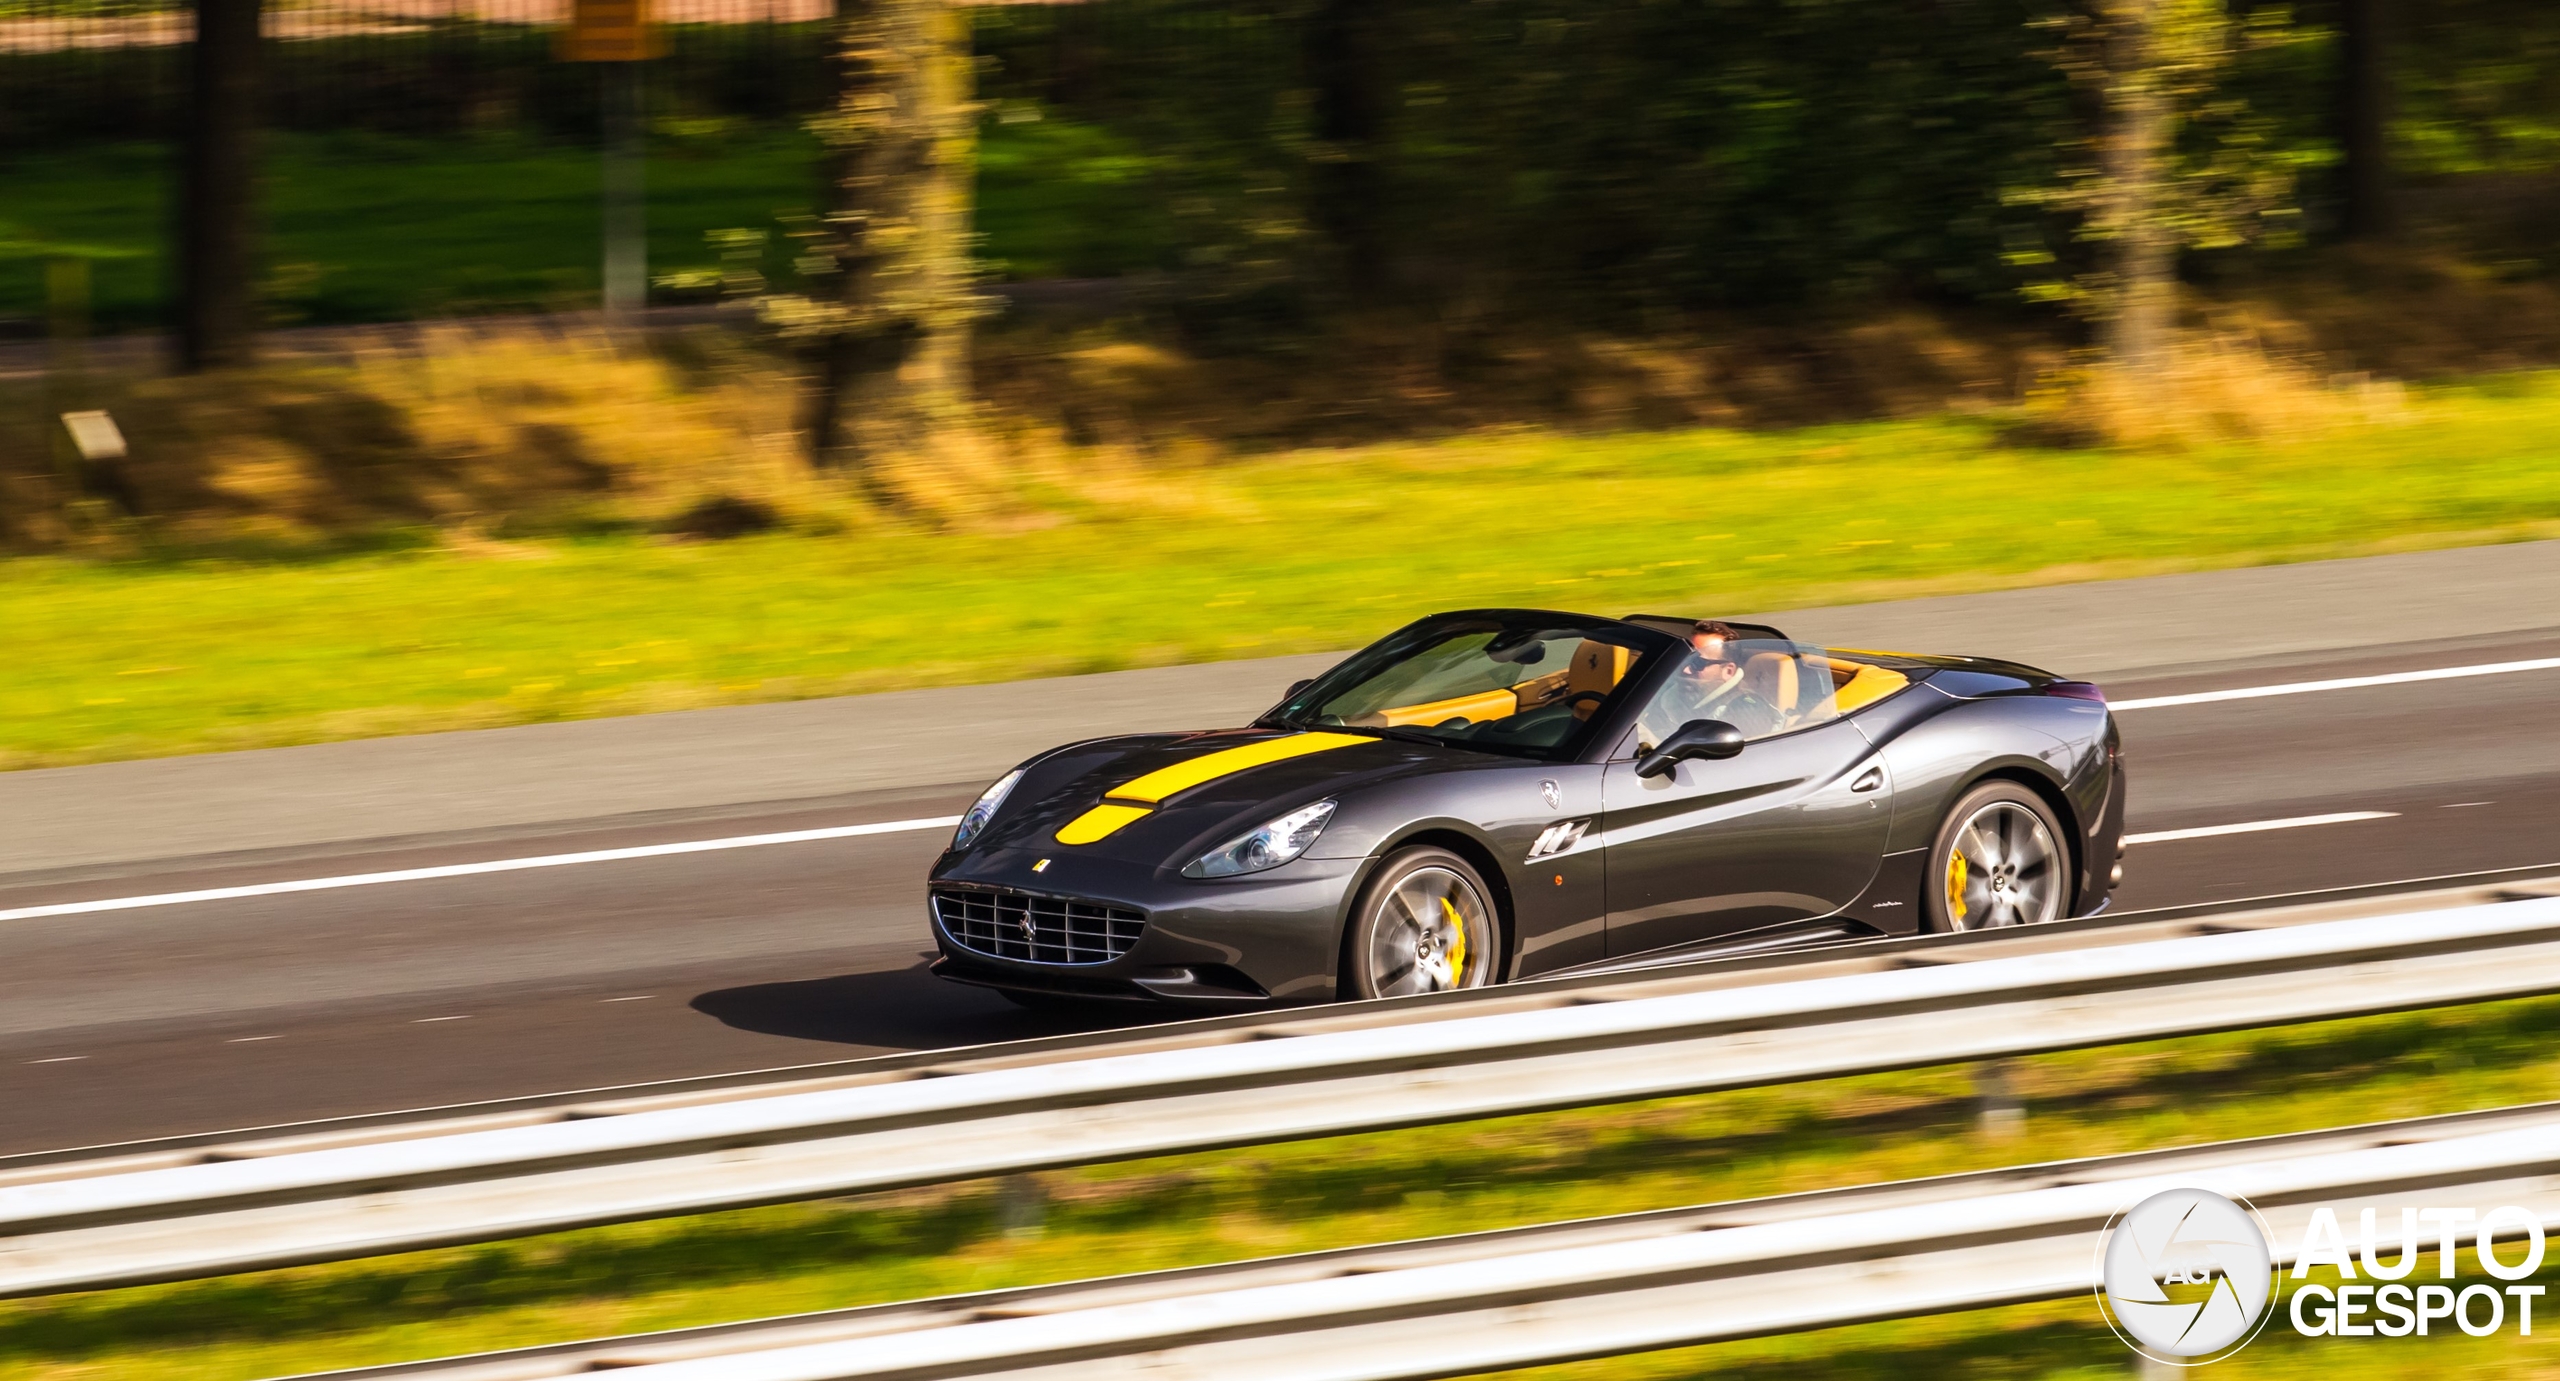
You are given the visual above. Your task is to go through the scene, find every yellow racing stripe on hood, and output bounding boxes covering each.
[1055,803,1154,846]
[1108,732,1370,805]
[1053,731,1369,845]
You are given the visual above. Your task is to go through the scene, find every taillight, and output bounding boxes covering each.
[2044,680,2107,703]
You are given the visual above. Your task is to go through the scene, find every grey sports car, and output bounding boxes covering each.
[927,608,2125,1007]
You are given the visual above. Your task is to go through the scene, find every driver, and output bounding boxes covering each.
[1684,620,1745,694]
[1638,620,1781,748]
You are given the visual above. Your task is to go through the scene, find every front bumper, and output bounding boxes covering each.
[925,847,1367,1006]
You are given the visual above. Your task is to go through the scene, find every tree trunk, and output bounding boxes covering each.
[1304,0,1389,302]
[2100,0,2173,378]
[2338,0,2391,239]
[176,0,263,372]
[801,0,979,496]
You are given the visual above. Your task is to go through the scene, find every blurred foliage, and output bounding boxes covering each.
[956,0,2560,325]
[768,0,993,488]
[2393,0,2560,179]
[2008,0,2317,329]
[4,0,2559,333]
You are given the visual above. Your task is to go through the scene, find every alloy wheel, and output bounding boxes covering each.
[1943,799,2063,930]
[1364,864,1494,996]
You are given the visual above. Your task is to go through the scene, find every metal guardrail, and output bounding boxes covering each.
[7,883,2560,1297]
[296,1100,2560,1380]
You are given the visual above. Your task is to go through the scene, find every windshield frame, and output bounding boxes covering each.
[1258,609,1678,763]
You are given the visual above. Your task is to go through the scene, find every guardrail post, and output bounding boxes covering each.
[998,1172,1046,1238]
[1973,1059,2023,1137]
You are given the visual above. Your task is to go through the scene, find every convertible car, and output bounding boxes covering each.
[927,609,2125,1007]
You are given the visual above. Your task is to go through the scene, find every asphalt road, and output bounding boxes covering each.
[6,630,2560,1155]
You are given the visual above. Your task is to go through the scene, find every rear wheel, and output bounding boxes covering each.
[1924,781,2070,932]
[1343,847,1500,999]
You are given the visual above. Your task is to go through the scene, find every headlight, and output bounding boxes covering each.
[1183,800,1337,878]
[951,769,1024,851]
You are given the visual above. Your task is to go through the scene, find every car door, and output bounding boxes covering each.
[1599,642,1893,957]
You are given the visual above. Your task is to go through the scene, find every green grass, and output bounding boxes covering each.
[4,991,2557,1379]
[12,373,2560,768]
[0,115,1175,329]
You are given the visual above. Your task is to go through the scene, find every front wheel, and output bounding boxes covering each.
[1343,847,1500,999]
[1923,781,2070,932]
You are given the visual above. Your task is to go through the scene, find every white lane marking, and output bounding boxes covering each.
[412,1015,472,1024]
[2445,801,2492,808]
[2113,656,2560,710]
[601,995,655,1003]
[17,657,2535,923]
[2123,811,2398,846]
[227,1035,279,1043]
[26,1056,85,1064]
[0,815,965,925]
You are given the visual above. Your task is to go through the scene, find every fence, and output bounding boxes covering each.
[0,0,1279,147]
[290,1099,2560,1378]
[4,0,826,147]
[7,886,2560,1298]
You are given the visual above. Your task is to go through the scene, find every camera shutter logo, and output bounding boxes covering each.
[2098,1188,2276,1363]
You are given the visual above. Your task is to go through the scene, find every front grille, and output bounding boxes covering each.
[933,888,1146,965]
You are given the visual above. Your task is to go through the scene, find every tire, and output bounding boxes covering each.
[1343,847,1501,999]
[1923,781,2072,932]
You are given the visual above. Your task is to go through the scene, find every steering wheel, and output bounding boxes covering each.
[1561,690,1608,714]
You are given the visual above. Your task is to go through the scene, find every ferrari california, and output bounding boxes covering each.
[927,609,2125,1007]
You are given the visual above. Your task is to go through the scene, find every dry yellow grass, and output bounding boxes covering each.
[2019,334,2412,450]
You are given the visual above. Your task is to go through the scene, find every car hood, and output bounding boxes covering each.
[964,727,1478,870]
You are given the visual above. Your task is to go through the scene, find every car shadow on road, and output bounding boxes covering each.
[691,961,1171,1051]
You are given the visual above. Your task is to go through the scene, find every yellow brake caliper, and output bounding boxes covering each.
[1945,850,1970,924]
[1439,896,1469,984]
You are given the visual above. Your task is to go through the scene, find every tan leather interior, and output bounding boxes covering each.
[1831,662,1911,713]
[1359,639,1639,729]
[1566,640,1633,717]
[1509,667,1572,710]
[1742,652,1800,711]
[1363,687,1524,729]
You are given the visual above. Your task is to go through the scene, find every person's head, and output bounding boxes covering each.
[1683,620,1743,684]
[1689,620,1739,662]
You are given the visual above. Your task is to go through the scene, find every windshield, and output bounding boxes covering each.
[1266,612,1664,760]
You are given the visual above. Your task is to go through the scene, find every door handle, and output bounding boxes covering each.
[1850,766,1884,794]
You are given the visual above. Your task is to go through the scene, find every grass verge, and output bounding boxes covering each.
[11,370,2560,768]
[2,994,2556,1378]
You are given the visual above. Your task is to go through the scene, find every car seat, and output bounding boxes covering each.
[1566,640,1633,717]
[1742,651,1800,713]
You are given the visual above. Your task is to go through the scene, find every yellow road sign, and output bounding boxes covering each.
[559,0,662,62]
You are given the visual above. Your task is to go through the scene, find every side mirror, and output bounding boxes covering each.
[1634,719,1744,779]
[1286,679,1315,699]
